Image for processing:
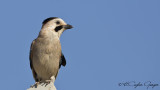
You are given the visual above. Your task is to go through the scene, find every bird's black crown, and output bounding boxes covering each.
[42,17,58,25]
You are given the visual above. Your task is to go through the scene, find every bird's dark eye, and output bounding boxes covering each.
[56,21,60,24]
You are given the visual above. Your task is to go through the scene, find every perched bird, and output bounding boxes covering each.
[29,17,73,83]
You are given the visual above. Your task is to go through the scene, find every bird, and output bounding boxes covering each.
[29,17,73,84]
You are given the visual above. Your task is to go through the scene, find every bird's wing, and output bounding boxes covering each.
[59,52,66,68]
[29,39,38,82]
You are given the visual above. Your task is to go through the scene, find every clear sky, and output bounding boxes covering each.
[0,0,160,90]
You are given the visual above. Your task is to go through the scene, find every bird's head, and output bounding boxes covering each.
[41,17,73,37]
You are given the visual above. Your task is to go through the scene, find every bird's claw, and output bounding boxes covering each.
[30,82,40,88]
[44,80,52,86]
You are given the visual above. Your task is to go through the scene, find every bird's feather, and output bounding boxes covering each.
[29,40,38,82]
[59,53,66,68]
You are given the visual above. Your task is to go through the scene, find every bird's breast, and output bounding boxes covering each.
[34,37,61,62]
[32,37,61,80]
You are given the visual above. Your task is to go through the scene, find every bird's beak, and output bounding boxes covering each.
[63,24,73,29]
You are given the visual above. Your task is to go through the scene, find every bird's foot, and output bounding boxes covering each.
[40,80,53,87]
[30,82,40,88]
[43,80,53,86]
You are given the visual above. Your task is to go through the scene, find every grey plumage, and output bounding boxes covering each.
[29,17,73,82]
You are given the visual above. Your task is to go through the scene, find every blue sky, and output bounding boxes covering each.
[0,0,160,90]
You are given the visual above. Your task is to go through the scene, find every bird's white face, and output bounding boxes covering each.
[41,17,73,37]
[42,18,72,32]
